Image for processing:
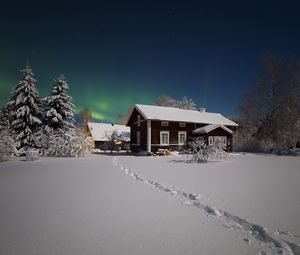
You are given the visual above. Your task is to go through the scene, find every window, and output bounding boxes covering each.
[208,136,227,147]
[179,122,186,127]
[178,131,187,145]
[161,121,169,126]
[137,115,141,127]
[160,131,169,145]
[222,137,227,146]
[136,131,141,145]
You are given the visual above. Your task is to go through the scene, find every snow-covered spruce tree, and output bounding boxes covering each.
[41,75,87,157]
[43,74,75,133]
[6,64,42,153]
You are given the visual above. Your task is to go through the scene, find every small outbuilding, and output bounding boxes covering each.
[87,122,130,150]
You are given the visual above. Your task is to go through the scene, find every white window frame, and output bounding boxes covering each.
[161,121,169,126]
[222,136,227,147]
[179,122,186,127]
[208,136,214,146]
[136,131,141,145]
[137,115,141,127]
[160,131,169,146]
[178,131,187,145]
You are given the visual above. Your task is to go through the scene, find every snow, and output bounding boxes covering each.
[134,104,239,126]
[0,153,299,255]
[87,122,130,142]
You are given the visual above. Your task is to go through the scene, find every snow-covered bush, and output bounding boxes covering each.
[0,107,9,128]
[25,150,39,161]
[44,130,87,157]
[0,129,15,161]
[0,108,16,161]
[184,138,227,163]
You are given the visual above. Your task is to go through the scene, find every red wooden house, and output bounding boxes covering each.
[126,104,238,153]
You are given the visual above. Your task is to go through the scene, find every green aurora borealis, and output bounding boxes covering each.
[0,71,157,122]
[1,1,300,122]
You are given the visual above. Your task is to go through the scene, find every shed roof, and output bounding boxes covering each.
[132,104,238,127]
[87,122,130,142]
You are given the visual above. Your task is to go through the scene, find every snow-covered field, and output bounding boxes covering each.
[0,153,299,255]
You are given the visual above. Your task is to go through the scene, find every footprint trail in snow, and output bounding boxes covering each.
[113,156,300,255]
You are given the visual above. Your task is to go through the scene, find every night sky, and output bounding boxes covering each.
[1,0,300,122]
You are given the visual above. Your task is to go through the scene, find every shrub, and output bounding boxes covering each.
[35,129,87,157]
[184,138,227,163]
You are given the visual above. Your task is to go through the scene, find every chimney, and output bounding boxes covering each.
[199,107,206,113]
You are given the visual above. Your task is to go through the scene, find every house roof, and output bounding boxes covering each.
[192,124,234,135]
[133,104,238,127]
[87,122,130,142]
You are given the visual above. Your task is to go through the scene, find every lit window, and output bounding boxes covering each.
[179,122,186,127]
[161,121,169,126]
[178,131,187,145]
[160,131,169,145]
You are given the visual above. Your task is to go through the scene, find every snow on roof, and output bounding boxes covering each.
[134,104,238,126]
[87,122,130,142]
[192,124,234,135]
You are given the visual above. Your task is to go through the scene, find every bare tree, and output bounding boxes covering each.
[177,96,196,110]
[78,108,93,137]
[154,95,197,110]
[154,95,178,107]
[237,53,300,150]
[117,107,133,125]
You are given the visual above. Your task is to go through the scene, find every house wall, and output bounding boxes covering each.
[150,121,233,152]
[150,121,212,152]
[129,108,148,152]
[94,141,130,151]
[94,141,105,149]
